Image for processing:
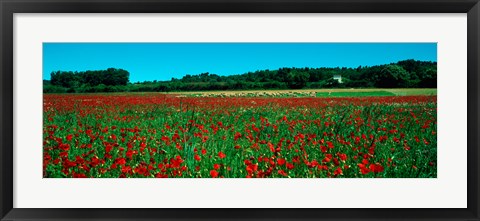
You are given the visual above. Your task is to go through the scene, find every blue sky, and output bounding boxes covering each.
[43,43,437,82]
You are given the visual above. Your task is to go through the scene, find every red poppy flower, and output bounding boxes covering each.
[320,145,327,153]
[121,165,132,173]
[358,163,370,175]
[268,142,275,152]
[278,170,288,177]
[158,163,165,169]
[354,136,361,144]
[202,136,209,143]
[333,158,340,166]
[126,150,134,159]
[59,151,68,158]
[89,157,100,168]
[59,143,70,151]
[75,156,85,165]
[310,160,319,168]
[277,158,286,166]
[105,144,112,153]
[234,132,242,141]
[323,154,333,163]
[286,163,294,170]
[210,170,219,178]
[218,151,226,159]
[170,155,184,168]
[337,153,347,161]
[155,173,168,178]
[257,156,264,163]
[246,164,258,174]
[369,163,384,173]
[63,159,76,168]
[134,165,147,175]
[115,157,126,165]
[175,143,182,150]
[72,172,87,178]
[334,167,343,176]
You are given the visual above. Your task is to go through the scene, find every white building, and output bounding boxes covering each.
[333,74,342,83]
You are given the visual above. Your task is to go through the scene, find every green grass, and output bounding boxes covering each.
[175,88,437,97]
[315,89,437,97]
[385,88,437,96]
[316,91,396,97]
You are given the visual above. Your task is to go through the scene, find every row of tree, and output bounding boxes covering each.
[46,68,129,92]
[44,59,436,93]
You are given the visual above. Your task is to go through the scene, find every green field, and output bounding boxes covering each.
[168,88,438,98]
[44,93,437,178]
[67,88,437,98]
[316,91,396,97]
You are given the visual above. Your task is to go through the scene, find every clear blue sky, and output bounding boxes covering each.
[43,43,437,82]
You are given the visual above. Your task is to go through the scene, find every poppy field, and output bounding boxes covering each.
[43,92,437,178]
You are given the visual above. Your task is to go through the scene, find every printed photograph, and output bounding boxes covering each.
[43,43,437,178]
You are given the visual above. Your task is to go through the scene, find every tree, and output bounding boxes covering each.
[373,65,409,88]
[286,70,310,89]
[50,68,129,88]
[419,68,437,88]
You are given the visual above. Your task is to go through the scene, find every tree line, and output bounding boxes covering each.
[44,68,129,93]
[43,59,436,93]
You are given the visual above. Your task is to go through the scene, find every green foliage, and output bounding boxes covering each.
[372,65,410,88]
[44,60,437,93]
[47,68,129,93]
[43,84,68,93]
[286,70,310,89]
[316,91,396,97]
[419,68,437,88]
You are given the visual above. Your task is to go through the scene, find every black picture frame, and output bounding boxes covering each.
[1,0,479,220]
